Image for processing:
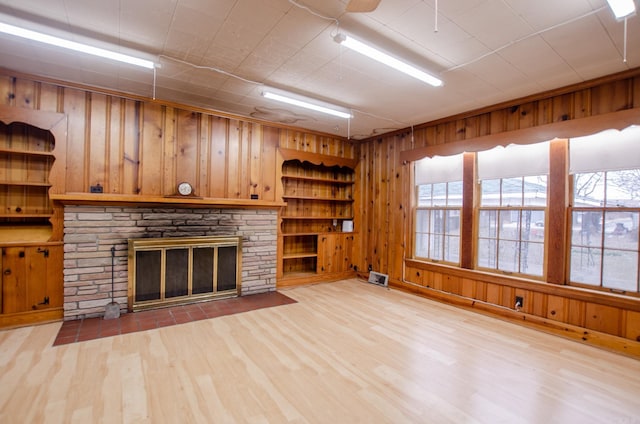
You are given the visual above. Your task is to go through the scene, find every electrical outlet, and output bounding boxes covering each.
[515,296,524,307]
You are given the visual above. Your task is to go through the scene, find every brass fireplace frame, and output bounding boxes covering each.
[127,235,242,311]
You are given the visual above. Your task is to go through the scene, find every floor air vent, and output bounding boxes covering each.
[368,271,388,287]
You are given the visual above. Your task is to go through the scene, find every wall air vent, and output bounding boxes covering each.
[368,271,388,287]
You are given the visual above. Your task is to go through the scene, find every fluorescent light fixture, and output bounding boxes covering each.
[334,33,442,87]
[606,0,636,19]
[261,89,352,119]
[0,22,155,69]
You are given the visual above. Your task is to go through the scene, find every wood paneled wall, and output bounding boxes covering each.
[0,71,356,204]
[355,68,640,346]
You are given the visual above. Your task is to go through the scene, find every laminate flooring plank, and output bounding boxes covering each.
[1,279,640,423]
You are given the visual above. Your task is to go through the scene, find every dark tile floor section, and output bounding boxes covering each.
[53,291,296,346]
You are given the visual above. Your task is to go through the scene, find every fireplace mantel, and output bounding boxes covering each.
[51,193,286,209]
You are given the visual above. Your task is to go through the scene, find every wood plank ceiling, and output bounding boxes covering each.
[0,0,637,140]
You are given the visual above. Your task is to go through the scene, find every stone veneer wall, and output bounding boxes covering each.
[63,206,278,320]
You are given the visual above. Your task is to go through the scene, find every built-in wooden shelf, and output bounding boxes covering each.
[0,148,55,157]
[282,195,353,202]
[279,148,358,169]
[281,175,354,185]
[0,213,52,218]
[281,216,354,220]
[278,149,356,283]
[282,232,355,236]
[0,181,52,187]
[283,253,318,260]
[51,193,287,209]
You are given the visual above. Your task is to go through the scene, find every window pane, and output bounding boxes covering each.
[572,210,602,246]
[520,241,544,276]
[415,210,429,258]
[502,177,523,206]
[415,233,428,258]
[432,183,447,206]
[417,184,432,207]
[477,238,497,268]
[604,211,638,250]
[479,210,498,238]
[499,210,518,241]
[523,175,547,206]
[444,235,460,263]
[431,209,445,234]
[603,251,638,292]
[430,235,444,260]
[498,240,519,273]
[481,179,501,206]
[521,211,545,241]
[573,172,604,205]
[445,210,460,236]
[570,246,602,286]
[606,170,639,207]
[447,181,463,206]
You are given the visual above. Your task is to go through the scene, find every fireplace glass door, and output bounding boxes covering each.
[128,236,241,311]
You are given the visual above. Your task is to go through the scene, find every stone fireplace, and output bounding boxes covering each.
[62,205,277,320]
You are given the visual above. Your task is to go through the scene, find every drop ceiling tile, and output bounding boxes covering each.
[462,53,532,93]
[541,14,619,70]
[119,0,177,48]
[168,4,225,38]
[63,0,120,34]
[497,35,575,82]
[266,7,333,50]
[0,0,67,22]
[505,0,598,30]
[454,0,533,50]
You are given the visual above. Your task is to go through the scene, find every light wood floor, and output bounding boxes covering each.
[2,279,640,423]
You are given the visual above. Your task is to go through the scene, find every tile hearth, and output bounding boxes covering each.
[53,291,296,346]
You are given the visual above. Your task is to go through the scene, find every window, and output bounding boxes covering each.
[415,182,462,262]
[477,176,547,276]
[410,125,640,294]
[414,154,463,264]
[569,126,640,293]
[476,142,549,278]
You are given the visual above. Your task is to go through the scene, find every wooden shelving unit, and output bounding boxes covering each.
[278,149,357,284]
[0,124,55,226]
[0,118,63,327]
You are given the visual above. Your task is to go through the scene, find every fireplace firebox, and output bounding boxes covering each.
[128,236,241,311]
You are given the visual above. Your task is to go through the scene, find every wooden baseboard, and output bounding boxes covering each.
[390,279,640,360]
[0,308,63,330]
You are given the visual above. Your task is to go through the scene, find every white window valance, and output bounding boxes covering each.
[477,141,550,180]
[569,125,640,174]
[415,153,464,185]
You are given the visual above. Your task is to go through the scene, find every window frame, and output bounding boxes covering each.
[414,182,462,265]
[476,176,548,279]
[568,170,640,295]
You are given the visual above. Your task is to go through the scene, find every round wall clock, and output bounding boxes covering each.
[177,182,193,196]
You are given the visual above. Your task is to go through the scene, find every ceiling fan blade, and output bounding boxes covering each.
[345,0,382,13]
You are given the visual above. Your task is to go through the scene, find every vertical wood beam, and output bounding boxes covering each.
[547,139,568,284]
[460,152,476,269]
